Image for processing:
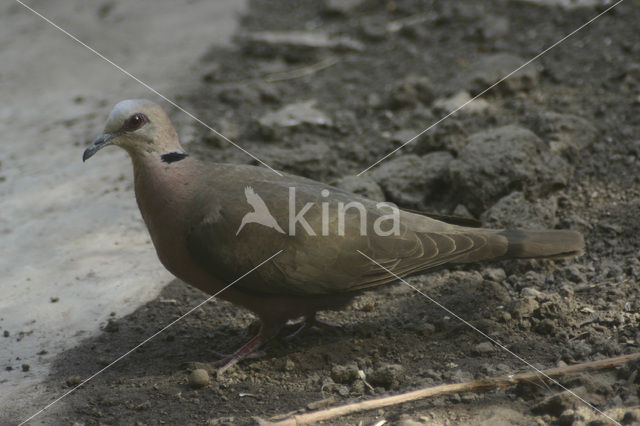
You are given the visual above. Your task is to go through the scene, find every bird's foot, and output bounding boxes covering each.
[186,334,264,377]
[284,315,340,340]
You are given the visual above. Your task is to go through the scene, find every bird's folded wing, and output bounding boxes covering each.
[186,193,492,297]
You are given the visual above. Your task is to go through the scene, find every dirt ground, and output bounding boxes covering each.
[11,0,640,424]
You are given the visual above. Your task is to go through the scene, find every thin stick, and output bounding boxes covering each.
[260,352,640,425]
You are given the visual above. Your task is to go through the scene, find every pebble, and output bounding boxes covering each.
[472,342,494,355]
[67,375,83,386]
[483,267,506,282]
[369,363,404,389]
[189,369,210,389]
[331,363,359,384]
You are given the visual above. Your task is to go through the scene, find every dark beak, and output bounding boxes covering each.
[83,133,115,162]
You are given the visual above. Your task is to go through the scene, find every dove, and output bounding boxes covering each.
[83,99,584,373]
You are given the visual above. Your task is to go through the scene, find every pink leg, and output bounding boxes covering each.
[285,313,340,340]
[213,334,264,376]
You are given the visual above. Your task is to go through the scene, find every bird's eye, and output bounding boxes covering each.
[124,113,148,131]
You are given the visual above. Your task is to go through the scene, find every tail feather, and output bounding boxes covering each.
[498,229,584,259]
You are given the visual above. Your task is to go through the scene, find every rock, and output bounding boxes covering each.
[557,406,596,426]
[483,267,507,282]
[456,53,538,94]
[532,388,586,417]
[371,152,453,207]
[331,363,360,384]
[529,112,598,158]
[556,264,587,283]
[452,204,474,219]
[333,176,385,201]
[511,297,539,319]
[569,341,592,360]
[433,90,490,115]
[413,119,468,155]
[258,100,332,128]
[336,385,350,396]
[66,375,83,386]
[521,287,546,300]
[189,369,210,389]
[449,125,569,214]
[482,280,511,304]
[255,142,334,180]
[386,75,434,109]
[370,363,404,389]
[472,341,495,355]
[535,318,556,335]
[481,192,558,229]
[284,359,295,372]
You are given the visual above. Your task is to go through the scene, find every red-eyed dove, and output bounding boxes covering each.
[83,99,584,373]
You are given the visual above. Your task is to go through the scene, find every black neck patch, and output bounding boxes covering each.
[161,152,189,164]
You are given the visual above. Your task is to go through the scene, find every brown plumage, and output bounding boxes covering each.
[83,99,584,373]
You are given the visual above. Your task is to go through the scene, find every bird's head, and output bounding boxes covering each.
[83,99,181,161]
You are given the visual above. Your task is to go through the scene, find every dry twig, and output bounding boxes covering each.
[259,352,640,425]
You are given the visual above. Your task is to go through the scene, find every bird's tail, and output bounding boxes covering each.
[497,229,584,259]
[452,228,584,265]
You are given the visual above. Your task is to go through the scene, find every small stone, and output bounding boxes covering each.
[386,75,434,109]
[67,375,83,386]
[333,176,385,202]
[521,287,545,300]
[189,369,210,389]
[336,385,350,396]
[558,264,586,283]
[483,268,506,282]
[284,359,295,372]
[482,192,558,229]
[532,389,584,417]
[449,126,569,214]
[535,319,555,335]
[456,53,539,95]
[433,90,490,115]
[511,297,539,319]
[371,152,453,207]
[420,322,436,336]
[529,112,597,159]
[370,363,404,389]
[258,100,332,128]
[331,363,359,384]
[472,342,494,355]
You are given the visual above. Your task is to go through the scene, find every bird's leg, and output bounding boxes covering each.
[209,319,285,376]
[284,312,340,340]
[213,334,264,376]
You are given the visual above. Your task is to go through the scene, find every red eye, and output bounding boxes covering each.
[124,113,148,131]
